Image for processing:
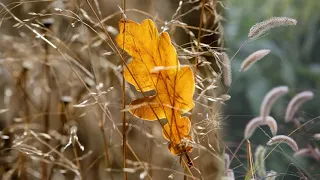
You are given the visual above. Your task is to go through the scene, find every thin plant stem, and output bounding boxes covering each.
[15,66,30,179]
[99,109,114,180]
[194,0,205,72]
[246,139,255,180]
[42,21,52,180]
[73,142,82,180]
[22,67,29,180]
[186,1,206,179]
[121,0,127,179]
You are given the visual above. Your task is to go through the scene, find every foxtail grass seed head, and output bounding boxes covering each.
[265,116,278,136]
[265,170,277,180]
[240,49,270,72]
[314,133,320,140]
[220,52,232,87]
[267,135,298,151]
[254,145,266,178]
[294,148,312,157]
[224,153,230,175]
[222,169,235,180]
[248,17,297,40]
[244,116,278,139]
[260,86,288,120]
[285,91,314,122]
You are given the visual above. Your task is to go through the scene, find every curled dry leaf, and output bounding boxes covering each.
[116,19,195,155]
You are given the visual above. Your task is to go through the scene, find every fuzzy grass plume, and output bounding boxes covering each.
[221,52,232,87]
[244,116,278,139]
[240,49,270,72]
[254,145,267,178]
[248,17,297,40]
[285,91,314,122]
[260,86,288,120]
[267,135,298,151]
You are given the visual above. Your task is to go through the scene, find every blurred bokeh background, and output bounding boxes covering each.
[225,0,320,179]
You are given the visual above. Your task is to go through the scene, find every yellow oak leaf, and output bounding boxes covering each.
[116,19,195,156]
[129,66,195,121]
[116,19,179,92]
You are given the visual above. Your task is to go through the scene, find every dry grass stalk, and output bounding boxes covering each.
[248,17,297,40]
[260,86,288,120]
[267,135,298,151]
[239,49,270,72]
[285,91,314,122]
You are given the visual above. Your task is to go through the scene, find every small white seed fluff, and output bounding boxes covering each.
[240,49,270,72]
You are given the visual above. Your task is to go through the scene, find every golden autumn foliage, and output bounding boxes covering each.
[116,19,195,155]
